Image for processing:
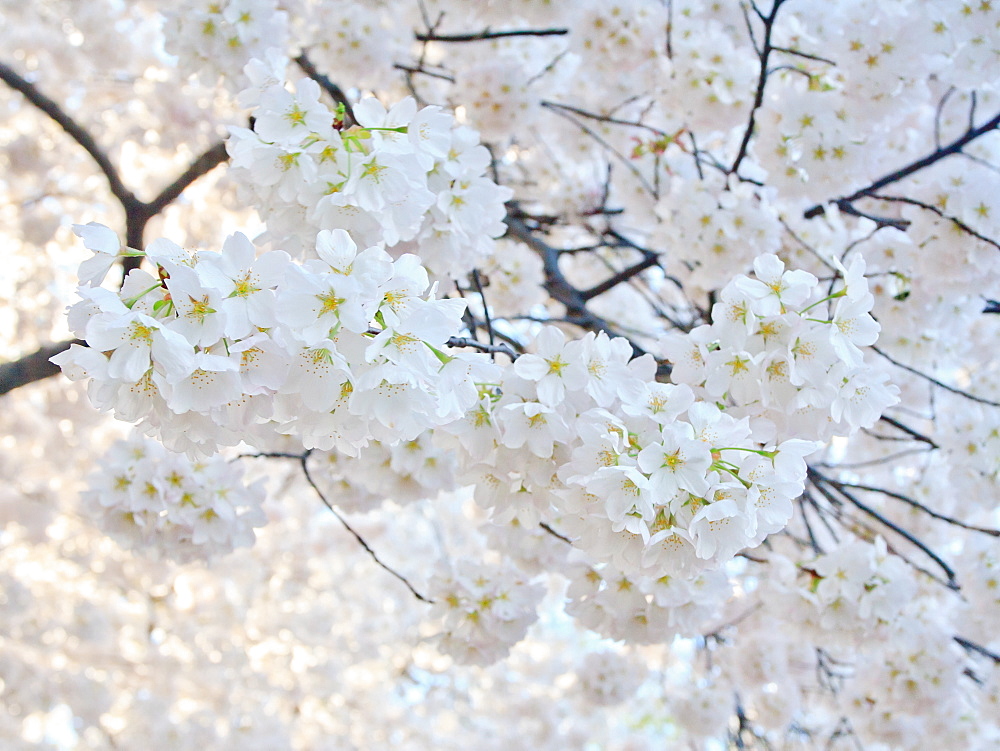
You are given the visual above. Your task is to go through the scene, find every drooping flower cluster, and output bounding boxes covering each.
[564,561,731,644]
[53,223,494,457]
[574,650,647,707]
[799,536,917,636]
[653,176,783,296]
[426,560,545,665]
[10,0,1000,746]
[82,432,266,562]
[162,0,289,89]
[661,253,900,444]
[227,77,512,280]
[309,434,460,513]
[437,324,820,586]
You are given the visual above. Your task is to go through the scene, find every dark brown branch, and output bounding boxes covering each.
[809,469,960,590]
[144,141,229,217]
[872,346,1000,408]
[877,414,938,449]
[297,451,432,603]
[580,252,660,301]
[771,45,836,66]
[833,201,910,230]
[470,268,497,351]
[504,208,649,360]
[294,52,356,127]
[954,636,1000,663]
[539,521,573,544]
[0,139,231,393]
[2,59,234,277]
[541,100,671,137]
[0,60,139,211]
[122,139,232,274]
[0,339,84,397]
[870,194,1000,252]
[392,63,456,82]
[730,0,789,175]
[830,481,1000,537]
[541,102,658,197]
[804,109,1000,219]
[243,450,432,602]
[416,28,568,43]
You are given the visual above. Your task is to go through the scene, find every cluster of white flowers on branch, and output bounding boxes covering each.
[2,0,1000,747]
[53,223,491,457]
[228,71,511,279]
[82,433,266,562]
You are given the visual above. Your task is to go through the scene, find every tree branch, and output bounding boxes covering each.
[2,59,234,277]
[954,635,1000,664]
[829,481,1000,538]
[416,28,568,43]
[294,51,356,127]
[877,414,938,449]
[809,469,960,591]
[730,0,789,175]
[445,336,518,360]
[804,109,1000,219]
[869,194,1000,252]
[143,141,230,217]
[579,252,661,301]
[0,339,83,397]
[872,346,1000,408]
[296,451,432,603]
[504,208,650,360]
[0,60,139,211]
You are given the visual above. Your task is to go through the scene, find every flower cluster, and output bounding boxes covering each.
[427,561,545,665]
[799,536,917,634]
[54,224,492,457]
[653,176,783,296]
[575,650,647,707]
[564,562,730,644]
[227,77,512,281]
[162,0,289,89]
[661,253,900,444]
[310,434,459,513]
[439,324,818,583]
[82,432,266,562]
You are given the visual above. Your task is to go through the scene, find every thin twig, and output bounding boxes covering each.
[541,103,658,197]
[872,346,1000,408]
[393,63,455,82]
[730,0,789,175]
[444,336,518,359]
[804,108,1000,219]
[831,481,1000,537]
[810,474,957,590]
[877,414,939,449]
[954,636,1000,663]
[541,100,671,137]
[540,521,573,544]
[416,28,568,43]
[298,451,433,603]
[810,469,960,590]
[870,194,1000,252]
[771,45,836,66]
[469,269,497,353]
